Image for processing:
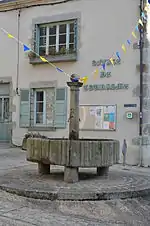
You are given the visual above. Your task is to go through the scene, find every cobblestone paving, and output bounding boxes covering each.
[0,190,150,225]
[0,147,150,200]
[0,147,150,225]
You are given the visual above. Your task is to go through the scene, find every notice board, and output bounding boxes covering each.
[79,105,117,130]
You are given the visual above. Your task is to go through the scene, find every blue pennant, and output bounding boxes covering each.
[102,63,105,71]
[72,77,79,82]
[23,45,30,52]
[135,25,139,31]
[141,12,147,20]
[127,39,131,45]
[56,67,64,72]
[116,51,121,60]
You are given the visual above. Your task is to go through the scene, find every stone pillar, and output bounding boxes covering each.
[64,80,83,183]
[38,163,50,174]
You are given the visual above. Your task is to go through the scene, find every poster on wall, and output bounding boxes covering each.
[79,105,117,131]
[94,105,116,130]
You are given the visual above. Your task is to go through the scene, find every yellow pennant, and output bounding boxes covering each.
[94,68,99,75]
[40,56,48,63]
[109,57,114,66]
[121,44,126,53]
[144,5,149,12]
[8,33,14,38]
[93,69,99,79]
[80,76,88,84]
[138,19,143,26]
[132,31,137,39]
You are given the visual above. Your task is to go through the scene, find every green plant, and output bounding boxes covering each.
[24,132,47,139]
[59,46,66,55]
[49,47,56,55]
[28,51,36,59]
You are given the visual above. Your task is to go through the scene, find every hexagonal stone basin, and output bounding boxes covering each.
[27,138,119,183]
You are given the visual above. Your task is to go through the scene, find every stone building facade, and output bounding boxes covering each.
[0,0,147,165]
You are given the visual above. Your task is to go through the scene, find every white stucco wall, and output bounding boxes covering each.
[0,0,140,164]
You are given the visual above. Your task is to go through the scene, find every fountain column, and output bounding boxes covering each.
[64,80,83,183]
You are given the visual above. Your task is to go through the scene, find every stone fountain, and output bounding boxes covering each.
[27,79,119,183]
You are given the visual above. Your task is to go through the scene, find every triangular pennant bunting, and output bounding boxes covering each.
[138,19,143,26]
[132,31,137,39]
[122,44,126,53]
[23,44,30,52]
[8,33,14,38]
[135,25,139,31]
[110,57,114,66]
[40,56,48,63]
[144,5,149,12]
[102,63,106,71]
[56,67,63,72]
[116,52,121,60]
[141,12,147,20]
[94,69,99,75]
[80,76,88,84]
[127,39,131,45]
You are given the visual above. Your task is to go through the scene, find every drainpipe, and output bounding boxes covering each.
[16,9,21,95]
[139,0,144,166]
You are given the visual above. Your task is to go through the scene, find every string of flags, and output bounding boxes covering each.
[1,27,88,84]
[0,3,150,84]
[93,4,149,78]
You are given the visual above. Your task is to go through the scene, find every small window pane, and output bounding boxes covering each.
[39,27,46,36]
[39,47,46,55]
[59,34,66,44]
[36,102,43,113]
[36,113,43,124]
[59,24,66,34]
[49,26,56,35]
[49,36,56,45]
[39,37,46,46]
[70,23,75,32]
[49,46,56,55]
[69,34,74,43]
[36,91,43,101]
[69,44,74,51]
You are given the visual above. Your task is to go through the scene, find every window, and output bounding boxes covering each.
[34,90,46,125]
[38,20,77,56]
[19,87,67,129]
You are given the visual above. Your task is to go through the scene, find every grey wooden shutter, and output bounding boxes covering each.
[19,89,30,128]
[55,87,67,128]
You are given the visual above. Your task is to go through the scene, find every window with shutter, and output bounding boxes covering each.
[55,87,67,128]
[19,89,30,128]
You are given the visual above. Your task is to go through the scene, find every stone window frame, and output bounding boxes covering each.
[29,80,57,131]
[38,20,76,56]
[29,12,81,65]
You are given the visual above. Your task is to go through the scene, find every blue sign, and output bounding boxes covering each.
[124,104,137,108]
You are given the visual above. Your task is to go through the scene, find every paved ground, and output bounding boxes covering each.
[0,147,150,200]
[0,190,150,225]
[0,146,150,225]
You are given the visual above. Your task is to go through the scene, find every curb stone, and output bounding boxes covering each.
[1,185,150,201]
